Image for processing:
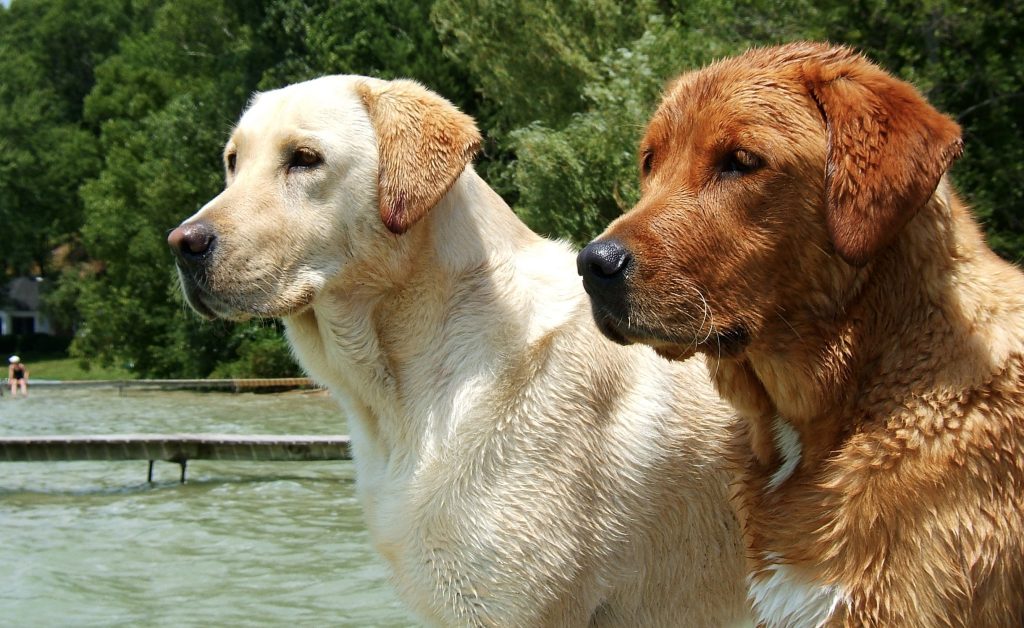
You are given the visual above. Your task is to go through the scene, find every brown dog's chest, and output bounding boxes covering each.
[732,363,1024,626]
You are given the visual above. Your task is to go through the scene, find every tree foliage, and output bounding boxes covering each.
[503,1,826,243]
[0,0,135,272]
[69,0,265,375]
[0,0,1020,376]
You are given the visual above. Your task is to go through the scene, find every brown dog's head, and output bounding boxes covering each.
[577,42,962,360]
[167,76,480,320]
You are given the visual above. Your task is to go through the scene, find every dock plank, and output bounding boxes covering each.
[0,434,351,462]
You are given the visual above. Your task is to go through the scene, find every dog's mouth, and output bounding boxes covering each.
[589,304,701,361]
[648,327,750,362]
[175,255,323,322]
[591,302,751,362]
[595,312,697,362]
[590,307,631,346]
[180,278,317,321]
[176,268,242,321]
[184,288,219,320]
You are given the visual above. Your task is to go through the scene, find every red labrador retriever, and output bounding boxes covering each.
[579,42,1024,626]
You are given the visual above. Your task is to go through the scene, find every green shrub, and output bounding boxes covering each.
[209,324,302,379]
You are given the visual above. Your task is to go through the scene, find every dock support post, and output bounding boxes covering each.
[147,460,154,483]
[179,459,187,484]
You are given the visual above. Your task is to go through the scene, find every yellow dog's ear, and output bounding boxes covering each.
[804,49,963,266]
[357,79,482,234]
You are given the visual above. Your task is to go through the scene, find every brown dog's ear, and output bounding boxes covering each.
[357,79,482,234]
[805,52,963,266]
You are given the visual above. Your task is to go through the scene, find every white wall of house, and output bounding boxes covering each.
[1,277,53,336]
[0,309,52,335]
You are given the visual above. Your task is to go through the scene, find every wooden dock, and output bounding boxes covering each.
[30,377,317,393]
[0,434,351,483]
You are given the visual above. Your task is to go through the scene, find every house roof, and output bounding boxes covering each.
[4,277,42,312]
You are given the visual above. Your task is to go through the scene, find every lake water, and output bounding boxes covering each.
[0,386,413,627]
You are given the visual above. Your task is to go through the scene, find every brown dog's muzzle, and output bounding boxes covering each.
[577,238,634,344]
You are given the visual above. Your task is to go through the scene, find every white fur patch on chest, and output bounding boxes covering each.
[766,416,801,491]
[748,553,847,628]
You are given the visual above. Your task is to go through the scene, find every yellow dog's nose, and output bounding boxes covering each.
[168,221,217,264]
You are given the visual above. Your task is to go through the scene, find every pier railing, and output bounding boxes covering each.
[30,377,317,393]
[0,433,351,483]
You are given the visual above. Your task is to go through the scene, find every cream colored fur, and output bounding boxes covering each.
[171,75,750,626]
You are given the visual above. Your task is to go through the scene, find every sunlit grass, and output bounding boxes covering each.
[21,356,134,381]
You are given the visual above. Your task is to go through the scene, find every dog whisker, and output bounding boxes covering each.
[702,291,724,383]
[774,306,801,341]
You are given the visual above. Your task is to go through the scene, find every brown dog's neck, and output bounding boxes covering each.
[714,184,1024,472]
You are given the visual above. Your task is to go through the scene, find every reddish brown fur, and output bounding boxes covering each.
[588,42,1024,625]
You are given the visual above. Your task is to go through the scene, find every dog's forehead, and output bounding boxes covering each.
[231,75,374,145]
[655,43,860,125]
[647,61,814,147]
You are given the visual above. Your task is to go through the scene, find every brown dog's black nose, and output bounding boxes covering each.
[577,239,631,284]
[578,239,633,337]
[168,221,217,264]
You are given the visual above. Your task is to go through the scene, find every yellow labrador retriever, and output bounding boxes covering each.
[167,76,750,626]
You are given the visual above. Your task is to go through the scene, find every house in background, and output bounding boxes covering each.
[0,277,52,336]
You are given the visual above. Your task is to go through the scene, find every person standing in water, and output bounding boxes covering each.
[8,355,28,397]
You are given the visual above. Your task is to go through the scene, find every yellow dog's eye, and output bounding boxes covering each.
[720,149,762,177]
[288,148,323,172]
[226,152,237,173]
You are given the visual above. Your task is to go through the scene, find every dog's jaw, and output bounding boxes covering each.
[653,344,697,362]
[176,267,320,322]
[176,268,219,320]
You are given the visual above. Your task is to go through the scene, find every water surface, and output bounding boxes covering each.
[0,387,412,627]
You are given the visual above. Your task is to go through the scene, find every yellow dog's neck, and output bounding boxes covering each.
[285,169,579,455]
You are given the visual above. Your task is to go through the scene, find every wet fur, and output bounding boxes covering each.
[586,43,1024,625]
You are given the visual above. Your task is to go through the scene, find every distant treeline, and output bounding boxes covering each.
[1,0,1020,377]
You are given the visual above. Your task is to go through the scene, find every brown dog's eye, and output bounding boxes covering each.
[288,148,323,172]
[720,149,762,178]
[226,152,237,173]
[641,149,654,177]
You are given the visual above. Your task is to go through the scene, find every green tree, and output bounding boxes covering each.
[433,0,651,132]
[0,72,98,272]
[441,0,825,243]
[0,0,136,273]
[72,0,268,375]
[259,0,473,102]
[433,0,658,200]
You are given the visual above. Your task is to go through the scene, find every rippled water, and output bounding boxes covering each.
[0,387,412,627]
